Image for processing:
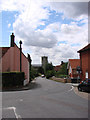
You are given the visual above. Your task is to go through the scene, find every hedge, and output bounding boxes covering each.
[1,72,25,87]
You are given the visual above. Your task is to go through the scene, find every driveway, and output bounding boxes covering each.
[2,77,88,119]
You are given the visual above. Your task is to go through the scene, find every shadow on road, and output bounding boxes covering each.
[29,82,42,90]
[1,82,42,92]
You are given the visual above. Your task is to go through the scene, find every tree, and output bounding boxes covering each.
[59,62,68,75]
[38,67,44,74]
[46,70,55,79]
[46,63,54,72]
[30,66,39,80]
[45,63,55,79]
[55,62,68,77]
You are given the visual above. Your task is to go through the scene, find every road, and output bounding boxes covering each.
[2,77,88,119]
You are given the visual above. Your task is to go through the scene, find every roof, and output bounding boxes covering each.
[0,47,10,58]
[14,44,29,61]
[54,65,61,71]
[69,59,80,69]
[78,44,90,53]
[0,44,29,61]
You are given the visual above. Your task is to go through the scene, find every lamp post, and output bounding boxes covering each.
[19,40,22,72]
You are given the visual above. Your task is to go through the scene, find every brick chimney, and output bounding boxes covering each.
[10,33,15,47]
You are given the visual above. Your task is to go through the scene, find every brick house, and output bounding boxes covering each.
[0,33,30,85]
[54,65,61,72]
[54,61,65,72]
[67,59,80,79]
[78,44,90,81]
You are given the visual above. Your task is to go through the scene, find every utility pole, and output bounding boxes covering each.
[19,40,22,72]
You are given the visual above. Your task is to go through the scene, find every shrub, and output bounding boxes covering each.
[55,74,68,78]
[46,70,55,79]
[2,72,25,87]
[30,66,39,80]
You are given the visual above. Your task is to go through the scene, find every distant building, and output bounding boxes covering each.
[67,59,80,79]
[54,65,61,72]
[0,33,30,85]
[78,44,90,81]
[32,64,42,71]
[41,56,48,73]
[54,61,65,72]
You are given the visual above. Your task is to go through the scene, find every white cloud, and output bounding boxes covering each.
[1,0,88,65]
[13,22,58,48]
[49,2,88,20]
[12,1,88,65]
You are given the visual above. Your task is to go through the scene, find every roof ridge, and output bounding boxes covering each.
[78,44,90,53]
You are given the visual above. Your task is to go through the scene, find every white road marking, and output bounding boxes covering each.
[68,86,74,92]
[3,107,21,119]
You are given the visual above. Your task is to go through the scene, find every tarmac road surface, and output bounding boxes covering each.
[2,77,89,119]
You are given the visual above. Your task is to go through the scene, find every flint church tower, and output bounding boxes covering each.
[41,56,48,73]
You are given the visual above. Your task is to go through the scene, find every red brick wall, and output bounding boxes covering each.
[80,50,89,81]
[2,45,29,84]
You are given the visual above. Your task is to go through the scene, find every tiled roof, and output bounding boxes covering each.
[54,65,61,71]
[69,59,80,69]
[0,47,10,58]
[78,44,90,53]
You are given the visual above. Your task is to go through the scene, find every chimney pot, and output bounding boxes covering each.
[10,33,15,47]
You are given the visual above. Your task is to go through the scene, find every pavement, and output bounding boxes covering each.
[66,83,88,100]
[2,80,36,92]
[72,83,79,87]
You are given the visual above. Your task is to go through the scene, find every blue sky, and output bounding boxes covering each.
[0,1,88,65]
[1,9,85,46]
[1,11,18,46]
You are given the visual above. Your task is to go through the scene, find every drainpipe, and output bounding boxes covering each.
[19,40,22,72]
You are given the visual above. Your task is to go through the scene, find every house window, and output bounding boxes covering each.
[86,72,88,79]
[73,69,77,74]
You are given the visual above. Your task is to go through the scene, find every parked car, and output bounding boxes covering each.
[41,74,45,78]
[78,79,90,92]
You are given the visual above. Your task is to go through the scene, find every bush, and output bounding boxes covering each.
[38,67,44,74]
[30,66,39,80]
[46,70,55,79]
[2,72,25,87]
[55,74,68,78]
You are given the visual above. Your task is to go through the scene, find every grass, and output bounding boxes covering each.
[50,77,65,83]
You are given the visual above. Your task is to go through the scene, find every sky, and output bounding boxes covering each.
[0,0,89,65]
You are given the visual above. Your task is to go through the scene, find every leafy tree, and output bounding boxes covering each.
[46,70,55,79]
[38,67,44,74]
[30,66,39,80]
[55,62,68,78]
[59,62,68,75]
[46,63,54,72]
[45,63,55,79]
